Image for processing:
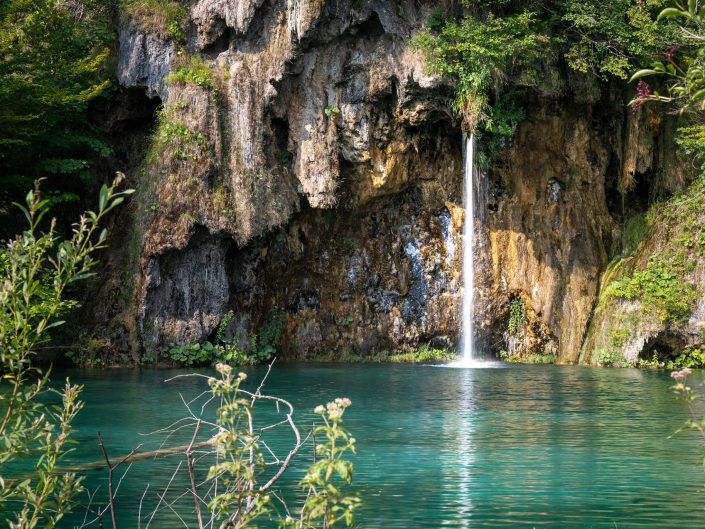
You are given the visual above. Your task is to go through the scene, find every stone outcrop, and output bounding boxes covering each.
[107,0,465,355]
[96,0,695,363]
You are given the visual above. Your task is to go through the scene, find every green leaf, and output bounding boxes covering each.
[629,69,660,83]
[690,88,705,102]
[657,7,688,21]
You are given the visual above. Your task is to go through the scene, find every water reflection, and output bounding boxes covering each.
[43,364,705,529]
[439,368,476,527]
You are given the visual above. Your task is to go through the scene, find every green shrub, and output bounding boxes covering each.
[0,180,131,527]
[168,341,216,366]
[606,257,697,323]
[666,346,705,369]
[207,366,359,529]
[166,55,218,92]
[250,311,285,362]
[413,8,545,131]
[414,1,681,162]
[168,310,285,367]
[637,351,664,368]
[597,349,626,367]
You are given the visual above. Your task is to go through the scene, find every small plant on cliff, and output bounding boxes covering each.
[507,297,526,336]
[324,105,341,118]
[596,349,628,367]
[166,55,219,92]
[153,106,209,162]
[121,0,188,40]
[250,310,285,362]
[0,178,131,527]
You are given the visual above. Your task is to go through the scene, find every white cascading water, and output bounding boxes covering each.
[462,134,476,363]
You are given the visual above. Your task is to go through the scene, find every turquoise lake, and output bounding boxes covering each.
[45,364,705,528]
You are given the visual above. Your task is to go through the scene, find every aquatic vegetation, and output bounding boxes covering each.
[499,350,557,364]
[310,344,457,364]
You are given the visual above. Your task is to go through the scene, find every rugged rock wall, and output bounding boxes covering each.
[100,0,466,359]
[95,0,694,363]
[479,99,694,363]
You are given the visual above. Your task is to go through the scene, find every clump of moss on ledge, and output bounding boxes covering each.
[166,55,219,93]
[603,176,705,324]
[309,344,457,364]
[121,0,188,41]
[604,256,697,324]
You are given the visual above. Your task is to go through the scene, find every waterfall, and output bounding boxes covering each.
[462,134,476,363]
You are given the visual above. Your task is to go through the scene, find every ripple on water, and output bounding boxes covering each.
[44,364,705,529]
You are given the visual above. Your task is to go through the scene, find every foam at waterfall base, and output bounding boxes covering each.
[435,358,505,369]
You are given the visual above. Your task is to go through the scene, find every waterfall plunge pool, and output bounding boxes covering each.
[43,364,705,528]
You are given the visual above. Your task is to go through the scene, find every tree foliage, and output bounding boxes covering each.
[415,0,682,142]
[0,0,114,235]
[630,1,705,172]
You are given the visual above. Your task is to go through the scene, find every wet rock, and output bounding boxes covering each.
[287,288,321,312]
[140,230,230,350]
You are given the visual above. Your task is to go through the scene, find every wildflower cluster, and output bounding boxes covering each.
[314,398,352,420]
[206,364,271,528]
[670,368,705,455]
[284,398,359,529]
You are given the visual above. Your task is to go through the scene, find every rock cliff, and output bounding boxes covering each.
[91,0,696,363]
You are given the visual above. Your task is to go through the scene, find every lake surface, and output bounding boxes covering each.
[45,364,705,528]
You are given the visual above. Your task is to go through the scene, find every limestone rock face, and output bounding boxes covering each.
[108,0,465,354]
[101,0,691,362]
[117,26,175,98]
[581,178,705,366]
[480,107,616,363]
[478,103,694,363]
